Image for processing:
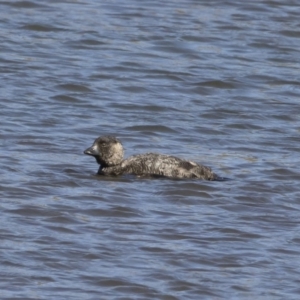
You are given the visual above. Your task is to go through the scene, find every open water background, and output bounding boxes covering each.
[1,0,300,299]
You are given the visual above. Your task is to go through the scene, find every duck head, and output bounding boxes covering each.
[84,136,124,167]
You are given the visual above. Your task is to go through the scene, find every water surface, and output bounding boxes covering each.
[1,0,300,299]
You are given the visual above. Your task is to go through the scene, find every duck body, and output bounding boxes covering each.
[84,136,218,180]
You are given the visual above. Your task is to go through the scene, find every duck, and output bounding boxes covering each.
[84,136,220,180]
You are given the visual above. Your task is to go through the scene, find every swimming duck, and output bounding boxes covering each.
[84,136,219,180]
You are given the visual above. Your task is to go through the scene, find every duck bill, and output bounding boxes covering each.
[84,145,99,156]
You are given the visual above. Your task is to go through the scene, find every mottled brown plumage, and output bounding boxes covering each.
[84,136,219,180]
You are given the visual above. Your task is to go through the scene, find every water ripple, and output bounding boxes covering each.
[1,0,300,299]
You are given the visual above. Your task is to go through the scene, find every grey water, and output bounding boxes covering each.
[1,0,300,299]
